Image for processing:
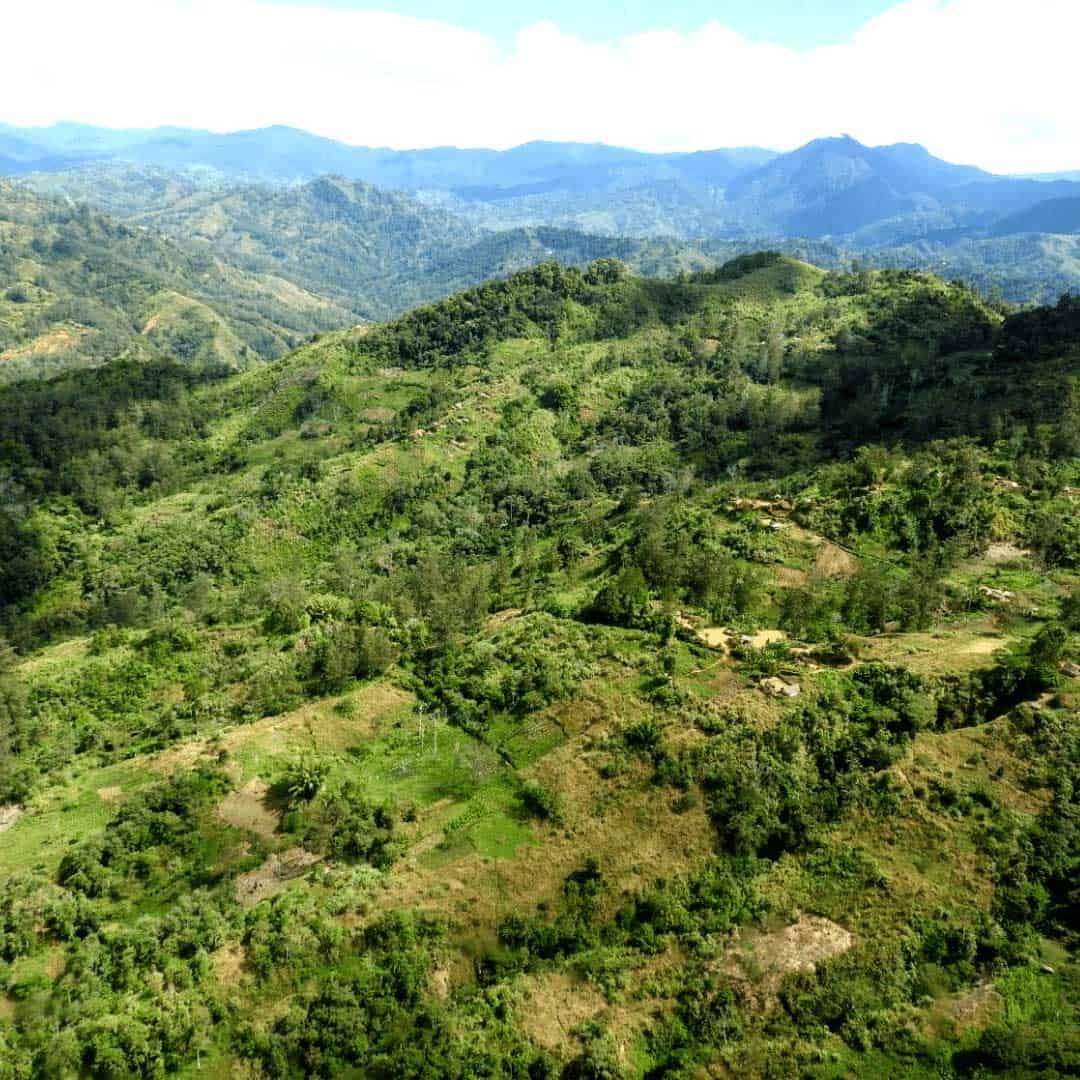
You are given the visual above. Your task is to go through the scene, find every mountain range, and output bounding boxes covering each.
[0,122,776,192]
[3,123,1080,381]
[0,170,844,382]
[6,122,1080,243]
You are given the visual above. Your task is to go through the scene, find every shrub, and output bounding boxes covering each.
[296,781,397,866]
[519,780,563,824]
[356,625,398,678]
[623,717,663,753]
[280,753,333,803]
[588,566,653,630]
[538,378,577,412]
[1061,587,1080,631]
[261,577,309,634]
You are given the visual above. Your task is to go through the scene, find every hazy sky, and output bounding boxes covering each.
[5,0,1079,172]
[264,0,900,48]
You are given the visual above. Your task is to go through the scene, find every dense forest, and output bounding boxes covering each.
[0,255,1077,1077]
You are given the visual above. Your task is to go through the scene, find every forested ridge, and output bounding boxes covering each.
[0,182,351,383]
[0,255,1077,1078]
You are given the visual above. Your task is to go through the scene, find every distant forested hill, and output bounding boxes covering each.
[0,182,349,382]
[991,196,1080,237]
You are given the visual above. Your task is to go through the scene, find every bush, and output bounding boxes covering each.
[309,623,359,693]
[538,378,577,412]
[1061,587,1080,631]
[296,781,397,866]
[519,780,562,824]
[587,566,653,630]
[57,764,233,897]
[247,654,302,717]
[623,717,663,753]
[356,625,398,678]
[261,577,309,634]
[280,753,332,803]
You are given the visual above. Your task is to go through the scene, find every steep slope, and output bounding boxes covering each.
[8,123,1080,244]
[0,257,1076,1076]
[1021,169,1080,182]
[5,124,784,238]
[0,182,349,381]
[12,124,1080,300]
[869,233,1080,305]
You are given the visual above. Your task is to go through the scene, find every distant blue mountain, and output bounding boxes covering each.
[1014,170,1080,183]
[990,196,1080,236]
[716,134,1080,239]
[3,123,1079,248]
[0,123,776,191]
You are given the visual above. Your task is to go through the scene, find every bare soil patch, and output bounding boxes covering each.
[516,951,679,1062]
[814,542,859,578]
[679,621,787,652]
[212,944,250,985]
[43,948,65,980]
[0,327,86,362]
[382,725,716,944]
[0,805,23,833]
[696,626,730,650]
[858,625,1011,675]
[957,637,1007,658]
[487,608,524,630]
[949,983,1004,1028]
[984,542,1030,564]
[16,636,89,676]
[716,915,853,1002]
[517,971,606,1052]
[218,778,279,838]
[774,565,809,587]
[147,683,414,773]
[927,982,1003,1036]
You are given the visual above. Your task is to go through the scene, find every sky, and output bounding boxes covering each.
[4,0,1079,172]
[266,0,899,48]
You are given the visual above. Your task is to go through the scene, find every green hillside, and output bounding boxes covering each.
[0,257,1077,1077]
[118,174,482,320]
[0,183,350,383]
[868,233,1080,307]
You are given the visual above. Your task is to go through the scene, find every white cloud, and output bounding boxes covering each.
[3,0,1078,172]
